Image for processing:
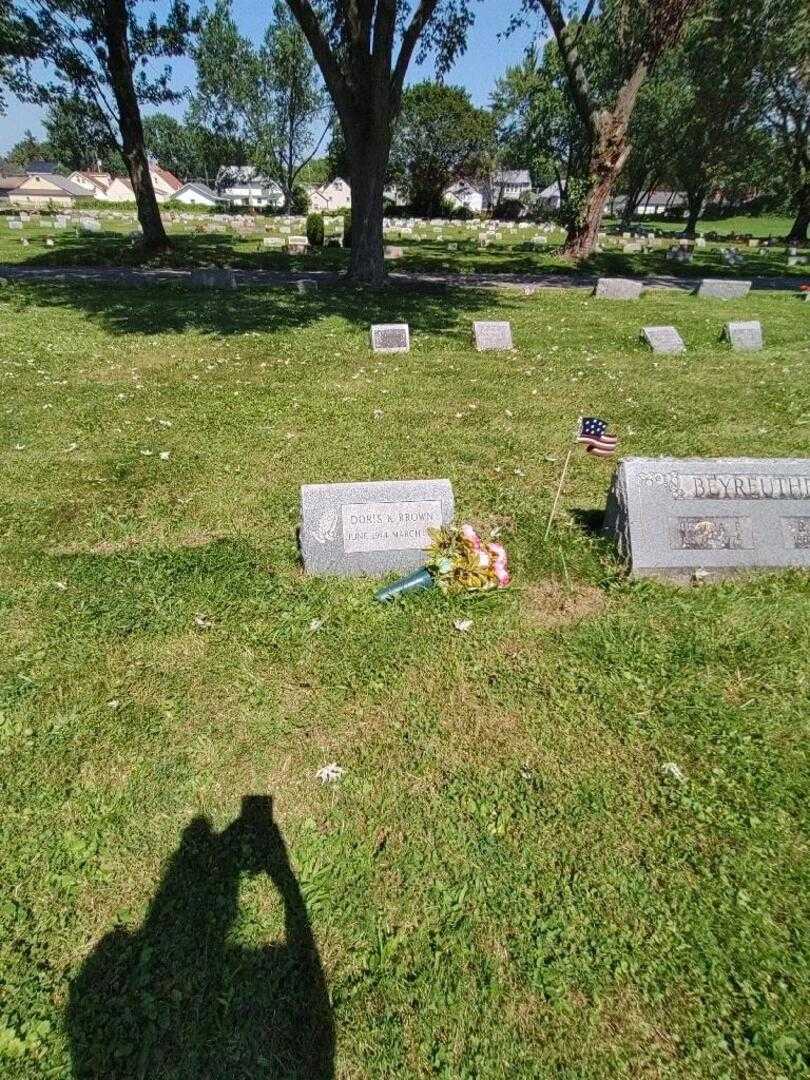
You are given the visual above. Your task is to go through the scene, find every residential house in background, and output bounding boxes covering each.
[215,166,284,209]
[536,180,565,211]
[5,172,87,207]
[173,181,224,207]
[608,190,687,217]
[68,170,113,199]
[444,178,486,214]
[307,177,351,211]
[67,163,182,204]
[0,176,24,202]
[489,169,533,207]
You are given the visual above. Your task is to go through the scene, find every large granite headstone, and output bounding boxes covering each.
[642,326,686,354]
[697,279,752,300]
[473,321,513,352]
[300,478,454,576]
[603,457,810,579]
[724,320,763,350]
[371,324,410,353]
[595,278,644,300]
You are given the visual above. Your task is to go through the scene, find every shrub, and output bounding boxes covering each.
[341,208,352,247]
[306,212,324,248]
[290,186,309,215]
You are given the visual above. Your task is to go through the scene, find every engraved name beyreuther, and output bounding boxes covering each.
[643,473,810,499]
[341,500,442,554]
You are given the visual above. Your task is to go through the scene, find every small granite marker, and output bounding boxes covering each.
[595,278,644,300]
[642,326,686,354]
[371,323,410,353]
[300,478,454,576]
[603,457,810,579]
[697,279,752,300]
[473,321,513,352]
[724,320,763,350]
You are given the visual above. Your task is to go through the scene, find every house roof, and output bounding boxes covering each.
[13,173,87,197]
[538,181,564,198]
[0,176,25,192]
[71,171,111,191]
[25,160,62,175]
[215,165,282,192]
[175,181,222,201]
[152,164,182,191]
[495,170,531,186]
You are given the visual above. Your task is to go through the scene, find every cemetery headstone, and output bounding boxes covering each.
[595,277,644,300]
[473,321,514,352]
[286,236,309,253]
[300,478,454,577]
[603,457,810,579]
[263,237,284,248]
[8,220,22,230]
[371,323,410,353]
[189,268,237,290]
[384,245,404,259]
[642,326,686,354]
[697,278,752,299]
[724,320,763,350]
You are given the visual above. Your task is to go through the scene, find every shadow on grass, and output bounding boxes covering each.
[7,279,510,338]
[68,795,334,1080]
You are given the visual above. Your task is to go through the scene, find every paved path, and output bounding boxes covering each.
[0,263,807,293]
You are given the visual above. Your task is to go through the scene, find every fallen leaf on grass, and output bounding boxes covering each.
[194,613,213,630]
[316,762,343,784]
[661,762,686,783]
[453,619,473,633]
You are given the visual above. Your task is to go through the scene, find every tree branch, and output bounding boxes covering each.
[284,0,352,123]
[391,0,440,109]
[536,0,597,139]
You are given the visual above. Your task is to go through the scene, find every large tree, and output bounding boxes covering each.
[283,0,478,285]
[759,0,810,241]
[390,81,493,216]
[519,0,704,258]
[13,0,195,250]
[44,94,124,172]
[190,0,330,210]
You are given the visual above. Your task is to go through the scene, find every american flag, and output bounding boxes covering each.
[576,417,618,457]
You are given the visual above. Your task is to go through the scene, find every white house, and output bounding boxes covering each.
[536,180,564,211]
[216,166,283,208]
[173,181,224,207]
[444,179,486,214]
[609,190,687,217]
[68,163,183,204]
[490,169,533,205]
[307,176,351,211]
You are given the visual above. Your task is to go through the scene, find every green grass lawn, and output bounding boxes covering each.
[1,213,808,281]
[0,279,808,1078]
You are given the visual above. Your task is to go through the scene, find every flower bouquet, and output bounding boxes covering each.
[374,524,510,602]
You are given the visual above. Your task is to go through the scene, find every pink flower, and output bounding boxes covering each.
[493,563,511,587]
[460,523,482,550]
[487,542,508,566]
[477,549,491,568]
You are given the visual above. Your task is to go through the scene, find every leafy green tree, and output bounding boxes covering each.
[390,82,494,216]
[6,128,53,167]
[283,0,481,284]
[759,0,810,240]
[44,95,123,172]
[661,0,769,236]
[142,113,241,184]
[190,0,330,210]
[517,0,704,257]
[12,0,196,250]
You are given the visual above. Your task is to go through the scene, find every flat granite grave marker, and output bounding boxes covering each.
[697,278,752,300]
[595,277,644,300]
[642,325,686,354]
[371,323,410,353]
[300,478,454,576]
[724,320,763,350]
[189,268,237,289]
[473,321,513,352]
[603,457,810,579]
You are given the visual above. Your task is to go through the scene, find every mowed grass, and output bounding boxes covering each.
[0,279,809,1079]
[1,212,808,281]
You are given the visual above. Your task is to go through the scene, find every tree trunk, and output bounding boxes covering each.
[346,126,389,286]
[562,67,646,259]
[786,182,810,242]
[683,190,705,238]
[101,0,169,252]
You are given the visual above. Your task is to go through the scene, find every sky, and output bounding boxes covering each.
[0,0,544,154]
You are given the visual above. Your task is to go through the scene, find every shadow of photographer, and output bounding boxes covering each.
[68,796,334,1079]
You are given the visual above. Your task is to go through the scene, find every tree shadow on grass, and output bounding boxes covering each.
[68,796,334,1080]
[7,279,510,339]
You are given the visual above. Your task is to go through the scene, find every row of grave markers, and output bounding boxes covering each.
[371,318,764,354]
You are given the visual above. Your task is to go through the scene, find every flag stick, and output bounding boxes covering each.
[544,447,573,541]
